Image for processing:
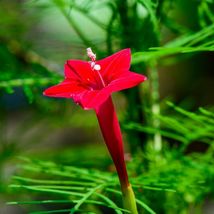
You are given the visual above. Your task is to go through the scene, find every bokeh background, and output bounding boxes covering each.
[1,0,214,213]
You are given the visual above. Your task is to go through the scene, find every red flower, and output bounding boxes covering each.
[43,48,146,110]
[44,48,146,213]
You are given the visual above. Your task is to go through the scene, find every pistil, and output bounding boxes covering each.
[87,48,106,88]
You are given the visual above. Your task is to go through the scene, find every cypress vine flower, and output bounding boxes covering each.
[43,48,146,213]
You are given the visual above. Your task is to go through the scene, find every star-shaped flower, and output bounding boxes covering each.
[43,48,146,110]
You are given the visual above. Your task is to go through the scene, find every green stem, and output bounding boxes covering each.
[148,61,162,151]
[122,185,138,214]
[54,1,94,48]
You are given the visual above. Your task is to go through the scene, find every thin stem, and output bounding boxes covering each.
[73,183,105,212]
[148,62,162,151]
[72,5,111,31]
[106,4,117,54]
[53,1,94,49]
[123,185,138,214]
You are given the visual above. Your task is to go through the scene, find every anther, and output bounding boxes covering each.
[87,47,96,62]
[94,64,101,71]
[89,61,96,68]
[87,48,102,71]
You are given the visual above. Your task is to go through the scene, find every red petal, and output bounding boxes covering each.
[72,89,110,110]
[71,72,146,110]
[97,49,131,82]
[43,79,85,98]
[65,60,96,83]
[105,71,147,93]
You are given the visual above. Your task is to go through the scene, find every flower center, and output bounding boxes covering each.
[87,48,106,89]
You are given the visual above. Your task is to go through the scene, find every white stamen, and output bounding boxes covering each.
[87,47,96,61]
[90,61,95,68]
[87,48,102,72]
[94,64,101,71]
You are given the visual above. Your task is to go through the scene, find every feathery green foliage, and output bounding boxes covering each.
[1,0,214,213]
[9,158,160,214]
[124,102,214,148]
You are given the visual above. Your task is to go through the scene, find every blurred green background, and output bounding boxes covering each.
[0,0,214,213]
